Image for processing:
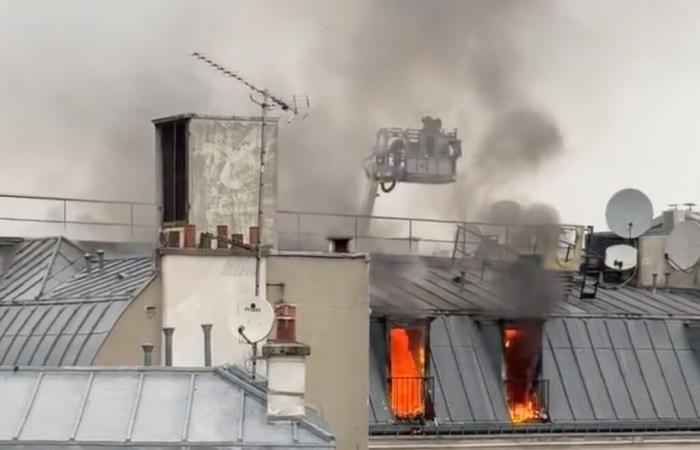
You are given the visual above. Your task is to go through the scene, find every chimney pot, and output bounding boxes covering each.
[249,226,260,247]
[274,304,297,343]
[216,225,229,249]
[652,273,658,293]
[84,253,92,274]
[184,224,196,248]
[167,230,181,248]
[163,327,174,367]
[96,249,105,271]
[665,272,671,293]
[201,324,213,367]
[141,343,154,366]
[231,233,244,246]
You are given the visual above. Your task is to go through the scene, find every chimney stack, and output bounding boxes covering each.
[141,343,154,366]
[262,304,310,419]
[652,273,658,294]
[217,225,229,249]
[201,324,213,367]
[163,327,174,367]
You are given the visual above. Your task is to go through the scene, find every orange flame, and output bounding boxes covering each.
[504,327,542,423]
[390,328,425,418]
[508,391,540,423]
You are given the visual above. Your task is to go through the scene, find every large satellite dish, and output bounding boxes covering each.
[231,297,274,343]
[605,244,638,271]
[665,220,700,270]
[605,188,653,238]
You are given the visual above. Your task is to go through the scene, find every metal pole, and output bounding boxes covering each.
[254,91,268,298]
[63,200,67,231]
[163,328,174,367]
[252,342,258,380]
[201,324,213,367]
[129,204,134,238]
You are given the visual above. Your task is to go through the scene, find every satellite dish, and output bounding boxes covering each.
[665,220,700,270]
[605,188,653,238]
[605,244,638,271]
[231,297,274,343]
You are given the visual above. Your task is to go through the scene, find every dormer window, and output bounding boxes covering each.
[387,321,432,420]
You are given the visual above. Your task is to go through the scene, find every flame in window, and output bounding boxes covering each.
[389,327,425,419]
[504,325,546,423]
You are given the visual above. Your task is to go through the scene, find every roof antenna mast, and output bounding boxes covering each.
[191,52,310,378]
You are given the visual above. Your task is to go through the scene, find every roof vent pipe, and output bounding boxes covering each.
[141,343,154,366]
[96,249,105,271]
[163,327,174,367]
[84,253,92,275]
[664,272,671,293]
[652,273,658,294]
[201,324,213,367]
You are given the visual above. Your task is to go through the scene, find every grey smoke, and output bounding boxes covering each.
[0,0,565,225]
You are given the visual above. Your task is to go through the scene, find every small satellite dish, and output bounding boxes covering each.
[605,244,638,271]
[665,220,700,270]
[605,188,653,238]
[231,297,274,343]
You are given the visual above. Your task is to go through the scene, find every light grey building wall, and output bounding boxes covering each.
[267,253,371,450]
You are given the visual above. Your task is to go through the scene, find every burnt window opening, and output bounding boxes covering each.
[387,321,433,421]
[502,320,549,423]
[160,120,188,224]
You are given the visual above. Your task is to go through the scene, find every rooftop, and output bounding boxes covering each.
[0,365,333,448]
[0,237,155,366]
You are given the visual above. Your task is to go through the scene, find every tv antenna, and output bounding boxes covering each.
[605,188,653,239]
[191,52,309,296]
[192,52,309,378]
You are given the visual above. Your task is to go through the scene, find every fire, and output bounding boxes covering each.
[503,325,545,423]
[508,391,540,423]
[389,327,425,419]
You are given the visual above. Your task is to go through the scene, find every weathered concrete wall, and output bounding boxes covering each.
[267,254,370,450]
[94,277,162,365]
[160,253,266,372]
[188,117,278,247]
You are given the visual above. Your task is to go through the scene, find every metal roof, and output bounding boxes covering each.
[369,315,700,434]
[0,366,334,448]
[370,254,700,318]
[0,237,155,366]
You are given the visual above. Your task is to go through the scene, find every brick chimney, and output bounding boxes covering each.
[262,304,310,419]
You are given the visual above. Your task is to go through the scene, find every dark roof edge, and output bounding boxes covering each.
[370,419,700,437]
[152,113,281,124]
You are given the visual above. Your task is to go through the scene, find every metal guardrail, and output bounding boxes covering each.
[0,193,159,242]
[276,209,586,259]
[388,376,434,420]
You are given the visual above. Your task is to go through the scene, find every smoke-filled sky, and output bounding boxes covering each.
[2,0,700,230]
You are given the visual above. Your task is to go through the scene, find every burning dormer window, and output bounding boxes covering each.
[387,321,433,420]
[503,321,549,423]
